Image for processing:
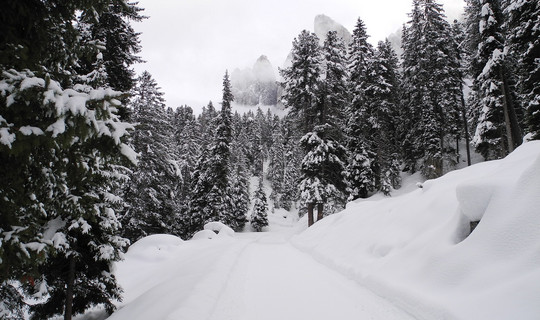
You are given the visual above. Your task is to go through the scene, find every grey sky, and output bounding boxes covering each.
[133,0,465,112]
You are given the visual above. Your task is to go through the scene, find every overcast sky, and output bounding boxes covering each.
[132,0,465,112]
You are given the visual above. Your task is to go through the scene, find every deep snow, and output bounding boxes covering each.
[103,141,540,320]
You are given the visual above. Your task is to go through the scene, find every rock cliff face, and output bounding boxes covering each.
[231,55,278,106]
[314,14,352,46]
[283,14,352,68]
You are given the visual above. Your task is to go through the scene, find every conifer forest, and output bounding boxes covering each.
[0,0,539,319]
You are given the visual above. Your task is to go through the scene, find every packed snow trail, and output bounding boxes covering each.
[207,233,415,320]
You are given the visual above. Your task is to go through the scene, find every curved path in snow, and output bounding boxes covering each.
[207,233,415,320]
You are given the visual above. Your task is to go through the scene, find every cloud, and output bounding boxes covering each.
[132,0,465,112]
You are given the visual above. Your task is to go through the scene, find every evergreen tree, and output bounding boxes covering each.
[375,40,403,194]
[251,177,269,232]
[321,31,349,128]
[469,0,522,159]
[504,0,540,140]
[1,2,137,318]
[280,30,322,134]
[401,0,464,178]
[227,146,250,231]
[122,71,179,242]
[188,72,235,234]
[344,17,376,200]
[299,124,347,226]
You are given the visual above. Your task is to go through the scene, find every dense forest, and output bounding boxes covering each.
[0,0,539,319]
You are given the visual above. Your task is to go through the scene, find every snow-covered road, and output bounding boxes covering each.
[111,232,415,320]
[208,233,414,320]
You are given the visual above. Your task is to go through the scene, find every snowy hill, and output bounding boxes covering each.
[104,141,540,320]
[293,140,540,319]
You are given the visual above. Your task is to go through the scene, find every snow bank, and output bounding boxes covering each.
[293,141,540,320]
[112,235,250,320]
[204,221,235,237]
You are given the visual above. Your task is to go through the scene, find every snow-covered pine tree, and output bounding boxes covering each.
[375,40,403,194]
[450,20,473,166]
[172,106,201,228]
[344,17,377,200]
[188,71,235,234]
[299,124,347,226]
[227,142,250,231]
[1,2,137,318]
[280,30,322,134]
[251,177,269,232]
[504,0,540,140]
[401,0,464,178]
[321,31,349,128]
[122,71,180,242]
[469,0,522,160]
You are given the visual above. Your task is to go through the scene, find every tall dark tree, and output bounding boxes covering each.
[188,71,235,234]
[280,30,322,134]
[321,31,349,128]
[121,71,180,242]
[468,0,522,159]
[251,176,269,232]
[344,17,376,200]
[401,0,464,178]
[299,124,347,226]
[504,0,540,140]
[1,2,138,319]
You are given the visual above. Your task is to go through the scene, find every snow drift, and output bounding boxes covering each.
[293,141,540,319]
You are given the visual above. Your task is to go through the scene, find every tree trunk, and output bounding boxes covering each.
[316,203,323,221]
[460,90,471,166]
[499,67,522,154]
[64,255,76,320]
[307,203,314,227]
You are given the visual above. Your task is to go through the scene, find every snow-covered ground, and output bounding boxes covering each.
[101,141,540,320]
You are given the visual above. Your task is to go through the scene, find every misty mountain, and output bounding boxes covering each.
[231,55,278,106]
[314,14,352,46]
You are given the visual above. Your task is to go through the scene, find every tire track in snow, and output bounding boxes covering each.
[208,233,415,320]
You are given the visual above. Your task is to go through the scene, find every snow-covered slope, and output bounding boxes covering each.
[106,141,540,320]
[293,141,540,319]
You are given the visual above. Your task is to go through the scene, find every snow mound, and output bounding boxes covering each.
[126,234,183,260]
[293,141,540,320]
[204,221,235,237]
[192,229,217,240]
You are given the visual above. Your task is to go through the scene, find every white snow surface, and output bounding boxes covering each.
[293,141,540,320]
[107,141,540,320]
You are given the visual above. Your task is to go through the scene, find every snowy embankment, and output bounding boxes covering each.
[292,141,540,320]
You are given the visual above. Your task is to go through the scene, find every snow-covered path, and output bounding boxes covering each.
[111,231,415,320]
[207,233,414,320]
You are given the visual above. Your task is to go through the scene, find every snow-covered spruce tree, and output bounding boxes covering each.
[172,106,201,227]
[1,2,137,318]
[504,0,540,140]
[450,19,473,166]
[374,40,403,194]
[468,0,522,160]
[197,101,218,145]
[121,71,180,242]
[299,124,347,226]
[0,70,135,319]
[226,140,250,231]
[188,72,235,234]
[251,177,269,232]
[401,0,463,178]
[280,30,322,135]
[344,17,377,200]
[321,31,349,129]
